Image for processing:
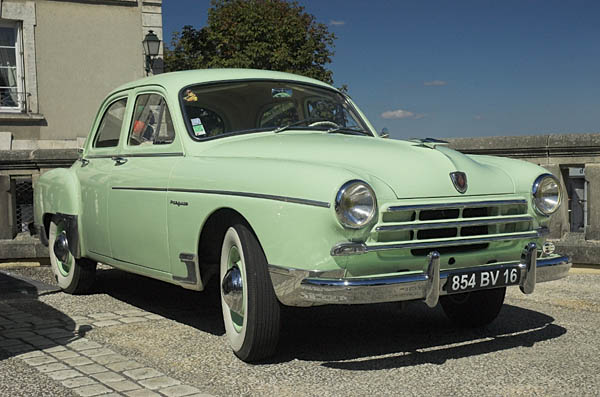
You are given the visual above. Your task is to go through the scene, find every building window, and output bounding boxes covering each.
[0,20,24,112]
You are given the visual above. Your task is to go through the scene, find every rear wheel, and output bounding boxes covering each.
[440,287,506,327]
[48,216,96,294]
[220,223,280,362]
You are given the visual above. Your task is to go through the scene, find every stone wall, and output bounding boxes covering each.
[447,133,600,264]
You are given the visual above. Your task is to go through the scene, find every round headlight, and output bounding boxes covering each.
[532,174,562,216]
[335,180,377,229]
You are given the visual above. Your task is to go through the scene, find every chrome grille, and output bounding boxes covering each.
[373,199,533,255]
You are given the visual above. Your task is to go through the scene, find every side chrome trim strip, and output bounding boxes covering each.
[110,186,330,208]
[387,199,528,212]
[375,215,533,231]
[87,152,183,159]
[112,187,167,192]
[169,188,331,208]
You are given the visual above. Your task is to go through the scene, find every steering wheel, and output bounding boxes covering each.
[308,120,339,128]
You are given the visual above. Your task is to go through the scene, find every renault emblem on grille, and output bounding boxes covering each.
[450,172,468,194]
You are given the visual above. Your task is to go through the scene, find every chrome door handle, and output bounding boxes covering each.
[111,156,128,165]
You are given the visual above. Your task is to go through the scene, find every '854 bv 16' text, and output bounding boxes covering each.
[34,69,570,362]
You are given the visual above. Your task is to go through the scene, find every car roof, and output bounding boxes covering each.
[110,68,337,95]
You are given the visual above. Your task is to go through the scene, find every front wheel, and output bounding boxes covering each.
[48,216,96,294]
[220,223,280,362]
[440,287,506,327]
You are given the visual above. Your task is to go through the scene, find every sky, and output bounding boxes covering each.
[162,1,600,139]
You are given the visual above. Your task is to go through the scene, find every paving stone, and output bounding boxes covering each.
[43,345,67,353]
[106,360,144,372]
[47,369,83,381]
[37,328,70,335]
[125,390,161,397]
[119,317,148,324]
[159,384,202,397]
[52,350,81,360]
[138,376,180,390]
[88,312,120,320]
[2,330,36,338]
[62,376,99,389]
[81,348,115,357]
[67,339,103,351]
[64,356,95,366]
[24,354,58,366]
[4,343,34,353]
[115,309,146,316]
[91,371,126,383]
[15,349,45,359]
[37,362,70,373]
[72,384,113,396]
[93,353,128,365]
[93,320,122,328]
[105,380,140,392]
[77,363,109,375]
[144,314,164,320]
[0,338,23,347]
[22,336,55,348]
[124,367,163,380]
[43,330,76,339]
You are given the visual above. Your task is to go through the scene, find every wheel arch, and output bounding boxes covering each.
[197,207,266,286]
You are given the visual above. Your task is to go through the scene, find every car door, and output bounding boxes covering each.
[107,88,183,273]
[77,94,129,259]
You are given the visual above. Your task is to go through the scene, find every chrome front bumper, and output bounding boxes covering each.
[268,244,571,307]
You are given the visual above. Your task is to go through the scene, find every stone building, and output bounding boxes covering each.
[0,0,163,257]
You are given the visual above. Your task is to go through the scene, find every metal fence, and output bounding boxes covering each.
[13,176,34,234]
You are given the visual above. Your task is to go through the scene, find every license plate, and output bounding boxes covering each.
[446,267,521,293]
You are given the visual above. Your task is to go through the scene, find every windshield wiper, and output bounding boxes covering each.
[273,118,321,133]
[325,126,372,136]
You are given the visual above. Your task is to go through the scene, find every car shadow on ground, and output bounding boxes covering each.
[0,271,80,361]
[94,267,566,368]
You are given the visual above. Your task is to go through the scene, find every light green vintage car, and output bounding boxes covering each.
[34,69,570,362]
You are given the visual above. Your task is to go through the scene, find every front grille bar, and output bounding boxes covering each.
[375,215,533,232]
[386,199,527,212]
[331,228,548,256]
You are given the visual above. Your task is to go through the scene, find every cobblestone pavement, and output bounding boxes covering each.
[1,265,599,396]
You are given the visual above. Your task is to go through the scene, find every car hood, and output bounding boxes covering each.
[197,132,516,199]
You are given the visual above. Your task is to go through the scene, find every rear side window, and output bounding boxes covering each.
[93,99,127,148]
[128,94,175,146]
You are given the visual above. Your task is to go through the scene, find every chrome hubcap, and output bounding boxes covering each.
[221,266,243,317]
[53,232,70,263]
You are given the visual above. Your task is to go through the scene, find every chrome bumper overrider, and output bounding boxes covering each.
[268,243,571,307]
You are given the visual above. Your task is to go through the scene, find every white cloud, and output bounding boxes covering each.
[473,115,483,120]
[381,109,425,120]
[329,20,346,26]
[424,80,448,86]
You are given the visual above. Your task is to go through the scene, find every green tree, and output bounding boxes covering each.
[165,0,337,84]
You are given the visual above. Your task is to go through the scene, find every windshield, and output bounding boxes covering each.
[180,80,372,139]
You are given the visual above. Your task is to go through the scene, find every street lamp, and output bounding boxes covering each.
[142,30,161,75]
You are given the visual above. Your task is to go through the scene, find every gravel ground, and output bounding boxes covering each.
[2,265,599,396]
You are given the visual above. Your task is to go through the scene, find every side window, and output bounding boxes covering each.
[128,94,175,145]
[93,99,127,148]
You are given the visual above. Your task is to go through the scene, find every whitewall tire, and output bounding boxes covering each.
[220,223,280,362]
[48,216,96,294]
